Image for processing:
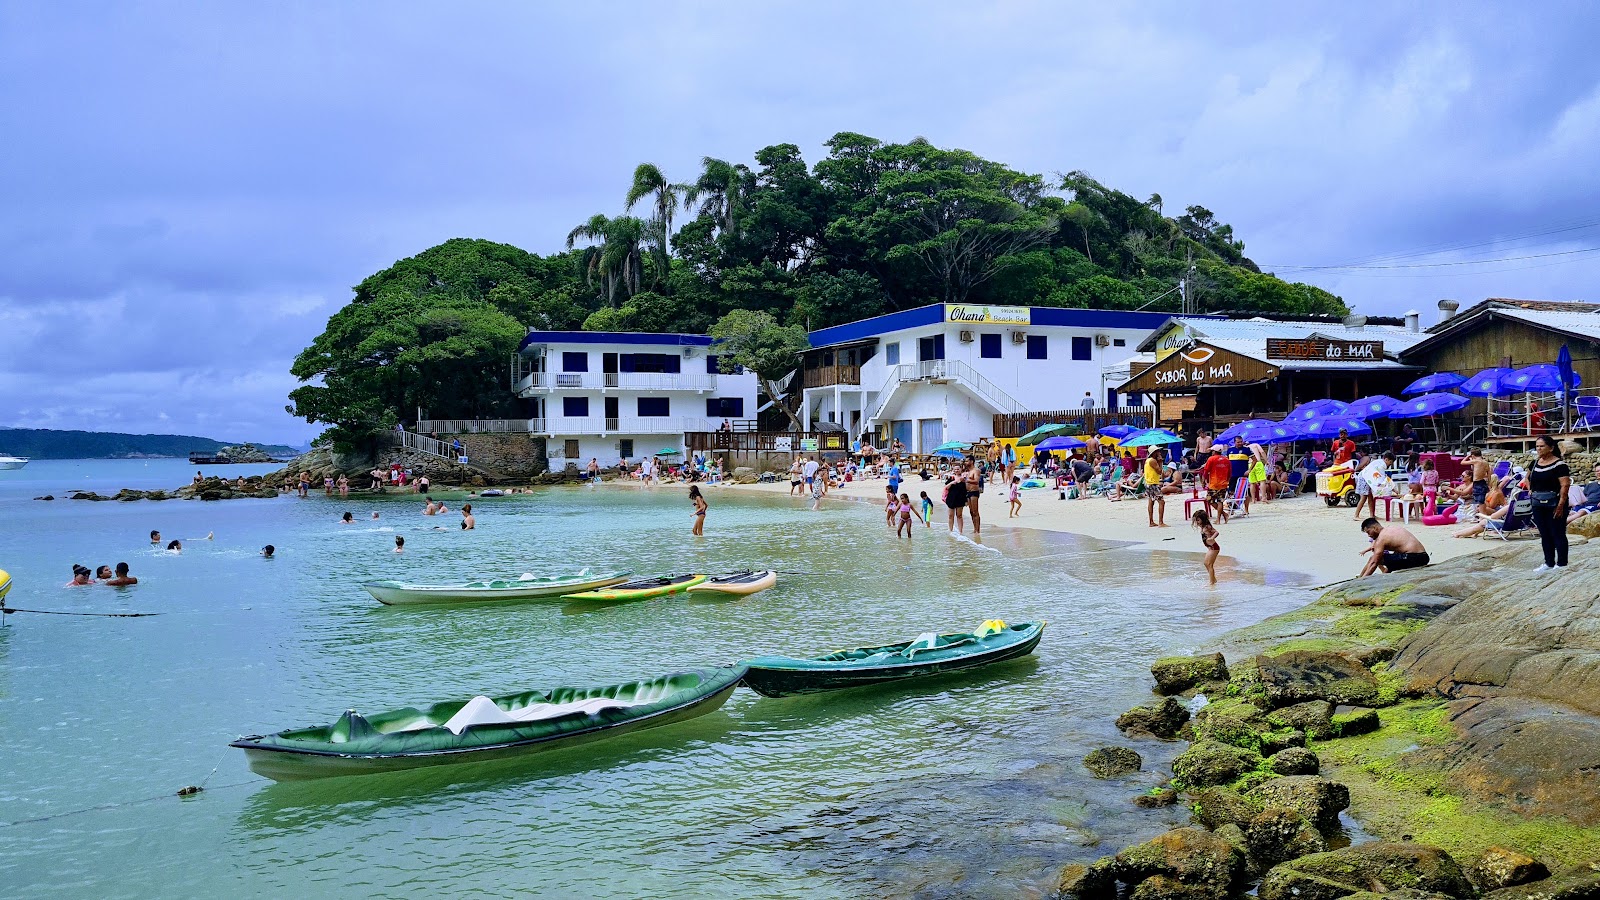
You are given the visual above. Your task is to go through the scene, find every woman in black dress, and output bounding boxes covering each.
[1527,435,1571,571]
[943,469,968,534]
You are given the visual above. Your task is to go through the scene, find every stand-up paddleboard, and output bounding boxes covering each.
[686,570,777,597]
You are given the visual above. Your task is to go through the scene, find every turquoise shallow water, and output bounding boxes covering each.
[0,459,1315,899]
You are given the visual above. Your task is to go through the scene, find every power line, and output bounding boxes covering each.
[1266,245,1600,271]
[1302,216,1600,268]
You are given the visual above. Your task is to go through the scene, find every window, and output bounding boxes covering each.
[1127,392,1142,406]
[622,353,681,374]
[562,351,589,372]
[1027,335,1049,360]
[563,439,580,458]
[919,334,945,361]
[705,355,720,374]
[1113,338,1126,347]
[562,396,589,417]
[1070,336,1091,360]
[618,439,634,459]
[637,397,670,417]
[979,333,1002,359]
[885,342,900,365]
[706,398,745,418]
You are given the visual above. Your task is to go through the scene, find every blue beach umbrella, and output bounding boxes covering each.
[1096,424,1139,439]
[1287,399,1352,420]
[1217,419,1276,442]
[1390,392,1470,418]
[1502,363,1582,394]
[1459,367,1518,398]
[1402,372,1466,395]
[1034,435,1087,452]
[1559,345,1577,428]
[932,447,967,458]
[1244,420,1305,443]
[1349,395,1403,419]
[1298,416,1373,438]
[1120,428,1183,448]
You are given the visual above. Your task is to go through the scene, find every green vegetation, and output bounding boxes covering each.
[288,134,1349,447]
[0,428,297,459]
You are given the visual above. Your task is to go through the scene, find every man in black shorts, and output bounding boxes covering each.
[1358,517,1430,576]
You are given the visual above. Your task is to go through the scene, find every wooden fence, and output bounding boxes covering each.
[992,406,1156,439]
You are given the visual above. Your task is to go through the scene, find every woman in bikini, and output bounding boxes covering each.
[964,461,984,535]
[690,485,708,536]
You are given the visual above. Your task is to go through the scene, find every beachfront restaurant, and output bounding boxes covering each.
[1121,314,1430,437]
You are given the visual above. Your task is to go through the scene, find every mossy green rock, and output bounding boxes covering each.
[1191,787,1262,830]
[1246,807,1328,867]
[1468,847,1551,892]
[1190,699,1272,749]
[1258,843,1472,900]
[1057,857,1118,900]
[1268,700,1336,739]
[1268,746,1320,776]
[1245,776,1350,831]
[1152,653,1230,695]
[1332,707,1381,737]
[1480,864,1600,900]
[1112,827,1248,899]
[1117,697,1192,740]
[1084,746,1143,778]
[1261,728,1307,755]
[1257,650,1382,708]
[1172,740,1262,788]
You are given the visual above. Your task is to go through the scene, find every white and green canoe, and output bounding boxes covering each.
[362,569,630,606]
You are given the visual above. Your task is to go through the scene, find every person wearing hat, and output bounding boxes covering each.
[1143,447,1169,527]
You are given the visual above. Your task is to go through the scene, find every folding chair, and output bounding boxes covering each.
[1575,396,1600,431]
[1223,477,1251,518]
[1483,491,1535,541]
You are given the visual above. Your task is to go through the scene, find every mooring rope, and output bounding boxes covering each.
[1,607,161,618]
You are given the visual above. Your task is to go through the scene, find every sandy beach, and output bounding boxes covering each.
[711,471,1504,584]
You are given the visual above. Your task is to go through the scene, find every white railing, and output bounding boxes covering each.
[863,359,1025,425]
[529,416,704,435]
[398,429,458,463]
[414,419,533,434]
[516,372,718,394]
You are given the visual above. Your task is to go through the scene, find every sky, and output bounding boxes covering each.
[4,2,1600,444]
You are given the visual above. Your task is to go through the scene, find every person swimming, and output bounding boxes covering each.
[460,503,475,530]
[424,498,437,516]
[370,512,380,520]
[340,512,354,524]
[149,530,161,545]
[394,535,405,553]
[105,562,137,586]
[66,564,94,586]
[262,544,275,558]
[166,540,181,552]
[95,565,114,581]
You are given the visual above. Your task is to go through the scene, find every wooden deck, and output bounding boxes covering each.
[1483,430,1599,452]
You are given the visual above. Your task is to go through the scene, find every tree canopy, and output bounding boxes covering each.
[289,136,1348,445]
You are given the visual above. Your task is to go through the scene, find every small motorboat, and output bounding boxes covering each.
[561,574,708,603]
[0,454,28,471]
[741,620,1045,698]
[231,666,746,781]
[362,570,630,606]
[686,570,777,598]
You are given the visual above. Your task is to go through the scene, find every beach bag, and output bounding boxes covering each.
[1531,490,1561,509]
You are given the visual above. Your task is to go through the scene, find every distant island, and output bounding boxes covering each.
[0,428,300,460]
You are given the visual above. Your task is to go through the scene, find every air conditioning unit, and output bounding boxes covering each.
[1094,334,1111,347]
[958,330,975,343]
[1010,331,1028,345]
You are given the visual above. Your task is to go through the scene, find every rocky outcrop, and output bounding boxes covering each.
[1152,653,1230,695]
[1480,864,1600,900]
[1268,747,1319,776]
[1245,807,1327,868]
[1111,827,1249,900]
[1117,697,1191,740]
[1256,650,1383,708]
[1257,843,1473,900]
[1083,746,1143,778]
[1172,741,1261,788]
[1470,848,1552,893]
[1243,776,1349,831]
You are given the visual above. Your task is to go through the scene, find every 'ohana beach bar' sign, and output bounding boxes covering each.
[1121,341,1280,394]
[944,304,1030,325]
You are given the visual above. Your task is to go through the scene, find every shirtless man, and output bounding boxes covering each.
[1464,448,1493,505]
[1358,518,1430,577]
[104,562,138,586]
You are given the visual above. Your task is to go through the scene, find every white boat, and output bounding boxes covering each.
[362,569,631,606]
[0,455,28,471]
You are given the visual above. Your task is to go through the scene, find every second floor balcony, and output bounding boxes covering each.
[515,371,719,396]
[530,416,716,435]
[802,364,862,389]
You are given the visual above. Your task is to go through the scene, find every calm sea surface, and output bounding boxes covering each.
[0,459,1316,899]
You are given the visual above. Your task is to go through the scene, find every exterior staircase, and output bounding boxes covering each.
[395,428,512,481]
[864,359,1025,429]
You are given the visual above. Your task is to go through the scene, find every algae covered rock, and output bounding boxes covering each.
[1135,788,1180,809]
[1244,776,1349,830]
[1129,874,1220,900]
[1112,827,1248,900]
[1332,706,1381,737]
[1469,847,1551,892]
[1172,740,1261,788]
[1268,700,1336,739]
[1084,746,1143,778]
[1257,842,1472,900]
[1260,728,1307,755]
[1480,864,1600,900]
[1188,699,1273,749]
[1152,653,1230,695]
[1190,787,1260,830]
[1117,697,1191,740]
[1257,650,1382,708]
[1057,857,1117,900]
[1246,807,1327,867]
[1268,746,1320,776]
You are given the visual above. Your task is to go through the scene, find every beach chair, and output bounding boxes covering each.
[1491,460,1512,481]
[1282,470,1305,496]
[1483,491,1534,541]
[1575,396,1600,431]
[1222,478,1251,518]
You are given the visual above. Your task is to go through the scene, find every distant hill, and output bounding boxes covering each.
[0,428,300,460]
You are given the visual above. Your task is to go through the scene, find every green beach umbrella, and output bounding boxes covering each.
[1015,423,1069,446]
[933,440,971,452]
[655,447,683,456]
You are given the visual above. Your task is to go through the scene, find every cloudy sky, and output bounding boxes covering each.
[4,2,1599,444]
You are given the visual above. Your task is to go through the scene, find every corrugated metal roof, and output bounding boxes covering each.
[1171,316,1429,350]
[1493,308,1600,341]
[1202,339,1417,371]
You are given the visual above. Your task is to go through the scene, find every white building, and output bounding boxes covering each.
[799,303,1178,452]
[513,330,758,467]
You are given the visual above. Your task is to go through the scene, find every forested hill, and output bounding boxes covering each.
[0,429,299,459]
[289,133,1348,446]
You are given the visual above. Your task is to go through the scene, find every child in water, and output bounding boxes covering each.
[1008,476,1022,518]
[896,492,923,539]
[1192,509,1220,585]
[394,535,405,553]
[919,490,933,527]
[885,489,899,528]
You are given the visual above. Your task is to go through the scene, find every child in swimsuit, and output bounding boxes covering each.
[1008,476,1022,517]
[896,492,922,538]
[885,488,899,526]
[1192,509,1220,585]
[919,491,933,527]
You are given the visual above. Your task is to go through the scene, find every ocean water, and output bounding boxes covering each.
[0,459,1316,899]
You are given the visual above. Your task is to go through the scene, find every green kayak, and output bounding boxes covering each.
[231,665,746,781]
[742,620,1044,698]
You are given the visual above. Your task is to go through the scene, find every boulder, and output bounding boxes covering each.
[1481,865,1600,900]
[1261,729,1307,755]
[1246,807,1327,868]
[1257,650,1382,708]
[1112,827,1248,900]
[1117,697,1191,740]
[1569,515,1600,539]
[1332,706,1381,737]
[1268,747,1320,776]
[1268,700,1336,739]
[1189,699,1273,750]
[1152,653,1230,695]
[1135,788,1180,809]
[33,494,53,500]
[732,466,758,485]
[1130,874,1220,900]
[1084,746,1143,778]
[1244,776,1350,831]
[1258,843,1473,900]
[1190,787,1260,830]
[1058,857,1117,900]
[1469,848,1552,893]
[1172,741,1262,788]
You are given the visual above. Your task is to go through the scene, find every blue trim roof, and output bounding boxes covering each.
[519,330,716,353]
[807,303,1204,348]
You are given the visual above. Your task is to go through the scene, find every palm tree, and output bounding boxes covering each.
[681,156,747,237]
[566,214,647,306]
